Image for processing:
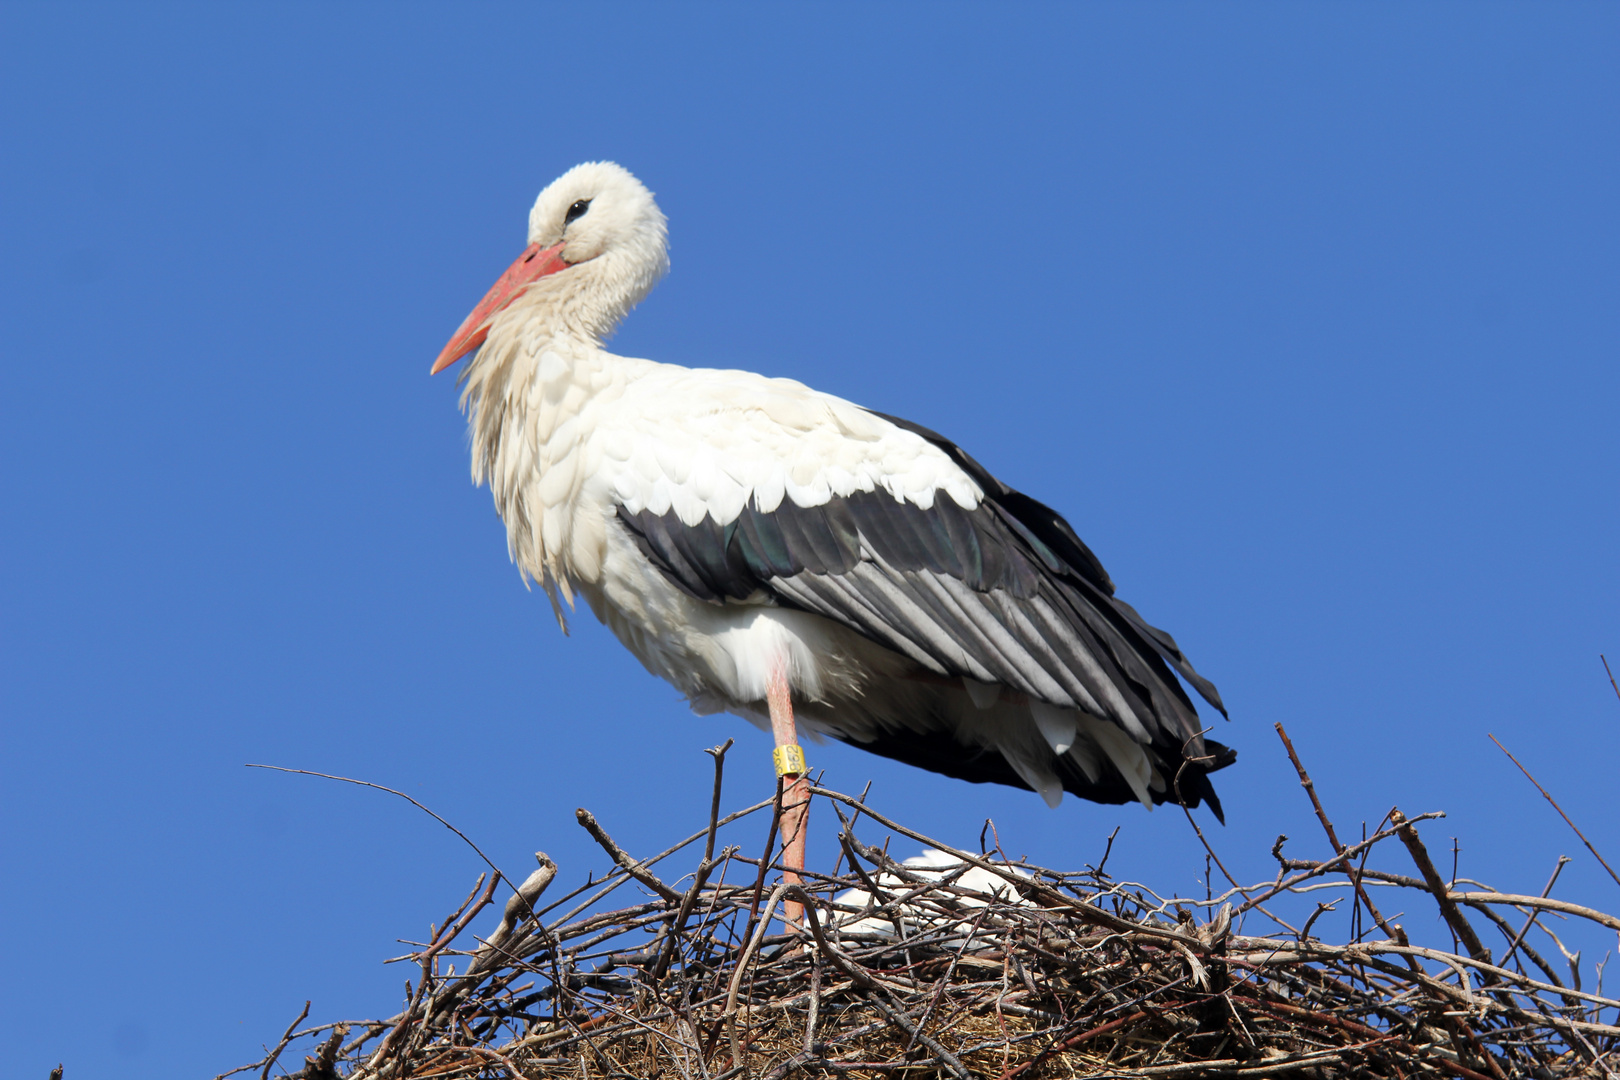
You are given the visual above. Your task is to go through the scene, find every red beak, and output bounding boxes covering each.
[431,241,571,374]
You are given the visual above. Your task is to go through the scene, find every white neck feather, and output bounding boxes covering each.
[452,160,670,619]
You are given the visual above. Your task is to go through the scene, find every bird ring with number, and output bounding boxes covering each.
[773,746,807,777]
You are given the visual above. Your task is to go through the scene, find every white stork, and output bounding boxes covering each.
[431,163,1234,903]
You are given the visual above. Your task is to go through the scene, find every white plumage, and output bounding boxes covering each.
[833,849,1033,938]
[435,162,1234,818]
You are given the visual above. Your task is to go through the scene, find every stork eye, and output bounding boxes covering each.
[564,199,592,227]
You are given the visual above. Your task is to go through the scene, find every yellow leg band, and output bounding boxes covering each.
[773,745,807,777]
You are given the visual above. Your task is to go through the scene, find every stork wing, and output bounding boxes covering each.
[615,407,1228,775]
[869,412,1227,721]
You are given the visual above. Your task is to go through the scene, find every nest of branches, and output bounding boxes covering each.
[226,728,1620,1080]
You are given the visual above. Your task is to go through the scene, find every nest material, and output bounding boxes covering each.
[225,740,1620,1080]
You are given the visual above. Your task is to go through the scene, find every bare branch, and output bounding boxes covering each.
[1488,734,1620,891]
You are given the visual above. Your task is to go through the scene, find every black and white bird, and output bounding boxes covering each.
[432,162,1235,840]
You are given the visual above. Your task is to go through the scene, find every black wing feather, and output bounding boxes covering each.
[871,411,1227,719]
[614,409,1232,813]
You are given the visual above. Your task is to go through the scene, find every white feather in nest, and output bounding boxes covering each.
[831,849,1033,938]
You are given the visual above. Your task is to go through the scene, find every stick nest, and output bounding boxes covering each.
[226,742,1620,1080]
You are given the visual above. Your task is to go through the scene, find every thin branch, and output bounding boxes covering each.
[576,808,684,904]
[247,764,509,885]
[1447,890,1620,934]
[1391,809,1491,965]
[1488,734,1620,890]
[704,738,735,865]
[1274,725,1414,967]
[260,999,310,1080]
[1500,856,1569,973]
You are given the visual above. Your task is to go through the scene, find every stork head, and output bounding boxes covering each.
[432,161,669,373]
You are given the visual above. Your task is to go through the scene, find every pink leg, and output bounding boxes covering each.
[766,662,809,931]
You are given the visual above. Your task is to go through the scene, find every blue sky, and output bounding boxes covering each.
[3,4,1617,1076]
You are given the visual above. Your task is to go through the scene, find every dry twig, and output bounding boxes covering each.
[1488,734,1620,891]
